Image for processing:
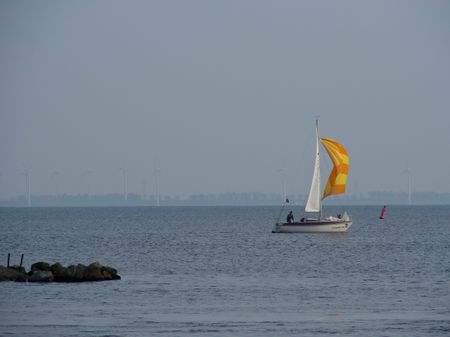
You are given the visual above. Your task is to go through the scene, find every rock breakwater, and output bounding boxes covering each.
[0,261,120,282]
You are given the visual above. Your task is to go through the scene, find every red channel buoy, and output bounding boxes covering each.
[379,205,386,220]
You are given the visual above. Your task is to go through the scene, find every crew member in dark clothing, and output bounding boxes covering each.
[286,211,294,223]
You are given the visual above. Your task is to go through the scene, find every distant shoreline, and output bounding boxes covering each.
[1,204,450,208]
[2,190,450,207]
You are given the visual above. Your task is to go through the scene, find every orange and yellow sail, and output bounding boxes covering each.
[320,138,349,200]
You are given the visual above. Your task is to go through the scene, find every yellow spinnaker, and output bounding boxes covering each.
[320,138,349,200]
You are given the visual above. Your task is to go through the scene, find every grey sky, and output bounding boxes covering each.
[1,0,449,199]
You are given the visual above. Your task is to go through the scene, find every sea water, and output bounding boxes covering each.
[0,206,449,337]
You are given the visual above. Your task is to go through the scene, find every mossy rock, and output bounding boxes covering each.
[51,263,69,282]
[50,262,64,274]
[103,266,120,280]
[31,261,51,272]
[29,270,54,282]
[9,265,26,274]
[66,264,86,282]
[0,266,28,282]
[83,262,105,281]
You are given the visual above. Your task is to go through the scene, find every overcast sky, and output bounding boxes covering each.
[1,0,449,199]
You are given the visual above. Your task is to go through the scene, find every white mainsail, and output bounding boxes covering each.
[304,120,321,213]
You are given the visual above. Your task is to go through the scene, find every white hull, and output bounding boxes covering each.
[274,219,352,233]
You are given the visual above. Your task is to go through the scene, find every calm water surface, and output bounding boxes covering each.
[0,206,449,336]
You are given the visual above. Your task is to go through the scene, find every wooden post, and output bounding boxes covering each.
[20,254,24,268]
[7,253,10,268]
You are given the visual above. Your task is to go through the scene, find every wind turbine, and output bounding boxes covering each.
[22,169,31,207]
[141,179,147,201]
[83,170,93,198]
[354,179,360,198]
[402,163,412,205]
[277,168,287,202]
[52,171,60,197]
[153,165,161,207]
[119,168,128,201]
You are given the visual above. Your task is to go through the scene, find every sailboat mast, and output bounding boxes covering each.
[304,118,321,216]
[316,119,322,220]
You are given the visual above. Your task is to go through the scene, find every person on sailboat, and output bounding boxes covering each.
[286,211,294,223]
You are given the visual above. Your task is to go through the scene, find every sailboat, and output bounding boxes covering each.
[274,119,352,233]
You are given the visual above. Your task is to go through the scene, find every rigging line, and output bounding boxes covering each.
[295,125,313,212]
[274,200,288,225]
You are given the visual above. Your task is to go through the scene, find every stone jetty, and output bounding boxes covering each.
[0,261,120,282]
